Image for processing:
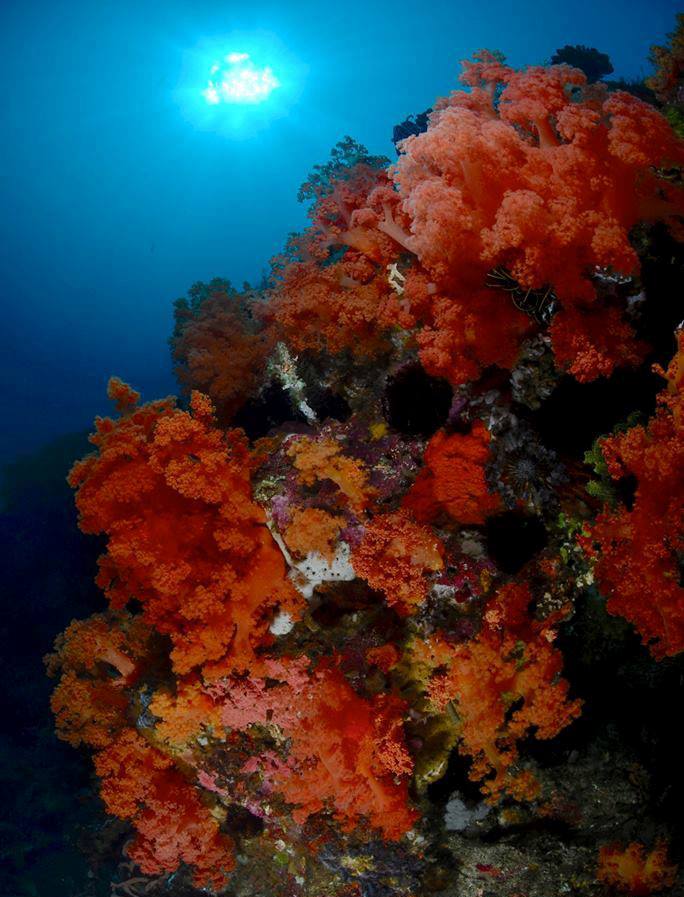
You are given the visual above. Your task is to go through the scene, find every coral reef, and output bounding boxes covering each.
[45,38,684,897]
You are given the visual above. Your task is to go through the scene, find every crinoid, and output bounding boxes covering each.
[485,266,558,325]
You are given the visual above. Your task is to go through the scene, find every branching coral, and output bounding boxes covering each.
[648,14,684,106]
[550,45,614,84]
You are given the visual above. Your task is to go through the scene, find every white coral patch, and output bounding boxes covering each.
[266,517,356,600]
[269,611,295,636]
[290,542,356,599]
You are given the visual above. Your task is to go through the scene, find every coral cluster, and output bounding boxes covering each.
[47,45,684,897]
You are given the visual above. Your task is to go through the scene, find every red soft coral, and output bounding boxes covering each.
[69,380,303,676]
[583,337,684,658]
[385,58,684,380]
[352,510,444,614]
[395,61,683,293]
[549,301,647,382]
[215,660,417,839]
[171,280,272,421]
[404,422,501,525]
[266,258,392,358]
[413,287,534,385]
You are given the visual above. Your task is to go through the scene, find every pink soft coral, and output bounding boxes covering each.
[214,659,417,839]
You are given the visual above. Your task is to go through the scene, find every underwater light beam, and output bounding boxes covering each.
[203,52,280,104]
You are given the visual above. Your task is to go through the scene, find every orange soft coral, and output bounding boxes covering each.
[597,839,678,895]
[69,380,303,677]
[287,435,374,512]
[415,583,581,801]
[45,612,151,748]
[150,677,224,748]
[283,506,345,562]
[45,613,147,681]
[352,510,444,614]
[583,337,684,658]
[48,671,129,748]
[404,422,501,525]
[95,730,234,889]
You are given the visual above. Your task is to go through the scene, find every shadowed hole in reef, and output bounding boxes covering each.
[221,804,265,838]
[233,381,306,439]
[614,473,638,510]
[529,367,662,459]
[311,581,400,630]
[383,363,453,436]
[485,511,547,575]
[426,747,483,805]
[307,386,351,422]
[125,598,144,615]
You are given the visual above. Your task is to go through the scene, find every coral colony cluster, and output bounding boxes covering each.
[47,30,684,897]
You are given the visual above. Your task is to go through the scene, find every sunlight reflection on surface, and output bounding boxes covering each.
[203,53,280,105]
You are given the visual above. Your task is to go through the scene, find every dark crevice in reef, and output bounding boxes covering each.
[221,805,265,838]
[614,473,638,510]
[383,363,453,437]
[555,591,684,847]
[426,748,484,806]
[529,367,663,459]
[636,222,684,362]
[233,381,306,440]
[307,386,352,422]
[484,511,548,575]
